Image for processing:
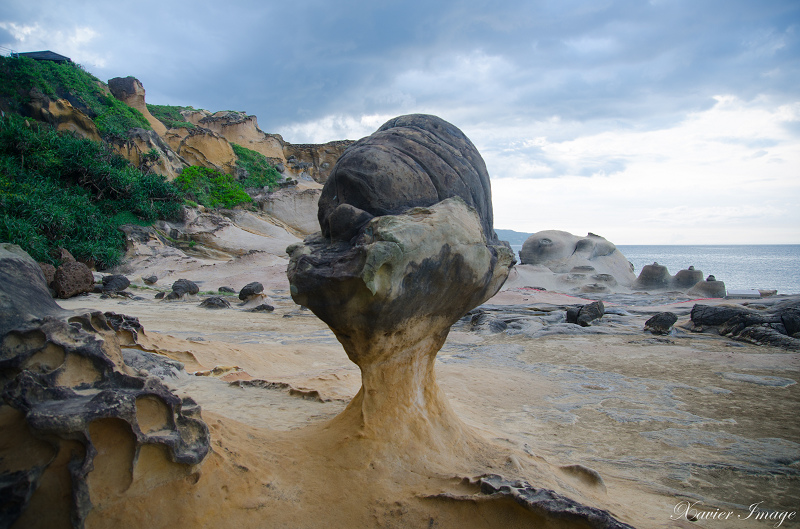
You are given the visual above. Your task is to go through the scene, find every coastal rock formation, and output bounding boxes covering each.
[256,187,322,236]
[287,115,630,526]
[238,281,263,301]
[289,115,515,446]
[687,275,727,298]
[509,230,635,293]
[0,244,209,528]
[633,264,726,296]
[23,88,101,141]
[566,301,605,327]
[108,128,187,180]
[107,77,167,136]
[690,301,800,349]
[164,126,237,174]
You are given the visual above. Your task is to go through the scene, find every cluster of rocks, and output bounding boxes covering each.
[154,279,274,312]
[690,301,800,349]
[634,263,726,297]
[35,248,132,299]
[0,243,210,527]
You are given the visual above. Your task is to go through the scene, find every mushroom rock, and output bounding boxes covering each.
[0,244,209,528]
[287,116,633,526]
[289,115,515,452]
[671,266,704,289]
[687,276,727,298]
[633,262,672,290]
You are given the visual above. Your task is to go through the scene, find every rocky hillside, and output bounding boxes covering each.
[0,55,349,270]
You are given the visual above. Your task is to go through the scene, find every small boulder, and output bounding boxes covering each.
[199,296,231,309]
[219,286,236,293]
[644,312,678,335]
[247,303,275,313]
[52,261,94,299]
[155,292,166,299]
[577,301,605,327]
[239,281,264,301]
[566,306,581,324]
[142,275,158,285]
[171,278,199,297]
[102,274,130,293]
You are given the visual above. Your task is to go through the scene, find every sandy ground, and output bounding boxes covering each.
[57,276,800,528]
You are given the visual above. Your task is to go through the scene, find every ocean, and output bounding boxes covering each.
[509,244,800,295]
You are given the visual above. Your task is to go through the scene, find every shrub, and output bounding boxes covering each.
[0,114,181,268]
[173,166,252,209]
[231,143,282,190]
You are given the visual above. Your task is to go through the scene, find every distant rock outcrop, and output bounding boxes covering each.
[510,230,635,293]
[633,263,726,296]
[23,88,101,141]
[108,76,167,136]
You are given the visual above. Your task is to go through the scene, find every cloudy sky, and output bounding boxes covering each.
[2,0,798,244]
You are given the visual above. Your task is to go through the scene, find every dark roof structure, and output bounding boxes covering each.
[17,51,72,63]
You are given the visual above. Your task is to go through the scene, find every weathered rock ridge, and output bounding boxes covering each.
[0,244,210,528]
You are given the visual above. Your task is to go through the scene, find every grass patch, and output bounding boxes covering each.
[0,56,151,139]
[232,143,282,190]
[0,114,181,268]
[146,103,198,130]
[173,166,252,209]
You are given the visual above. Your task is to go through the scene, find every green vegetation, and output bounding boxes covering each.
[146,103,198,130]
[0,56,151,139]
[231,143,283,189]
[0,114,181,268]
[172,166,252,209]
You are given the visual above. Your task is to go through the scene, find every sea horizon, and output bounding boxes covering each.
[508,243,800,295]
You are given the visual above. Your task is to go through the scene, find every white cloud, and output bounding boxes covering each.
[488,95,800,243]
[0,21,107,67]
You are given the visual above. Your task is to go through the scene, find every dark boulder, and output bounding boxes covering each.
[577,301,605,327]
[247,303,275,313]
[101,274,130,293]
[155,292,166,299]
[171,278,199,297]
[52,260,94,298]
[199,296,231,309]
[690,302,799,350]
[142,275,158,285]
[239,281,264,301]
[219,286,236,293]
[644,312,678,335]
[566,302,605,327]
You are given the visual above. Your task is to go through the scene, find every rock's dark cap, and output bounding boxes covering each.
[318,114,496,242]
